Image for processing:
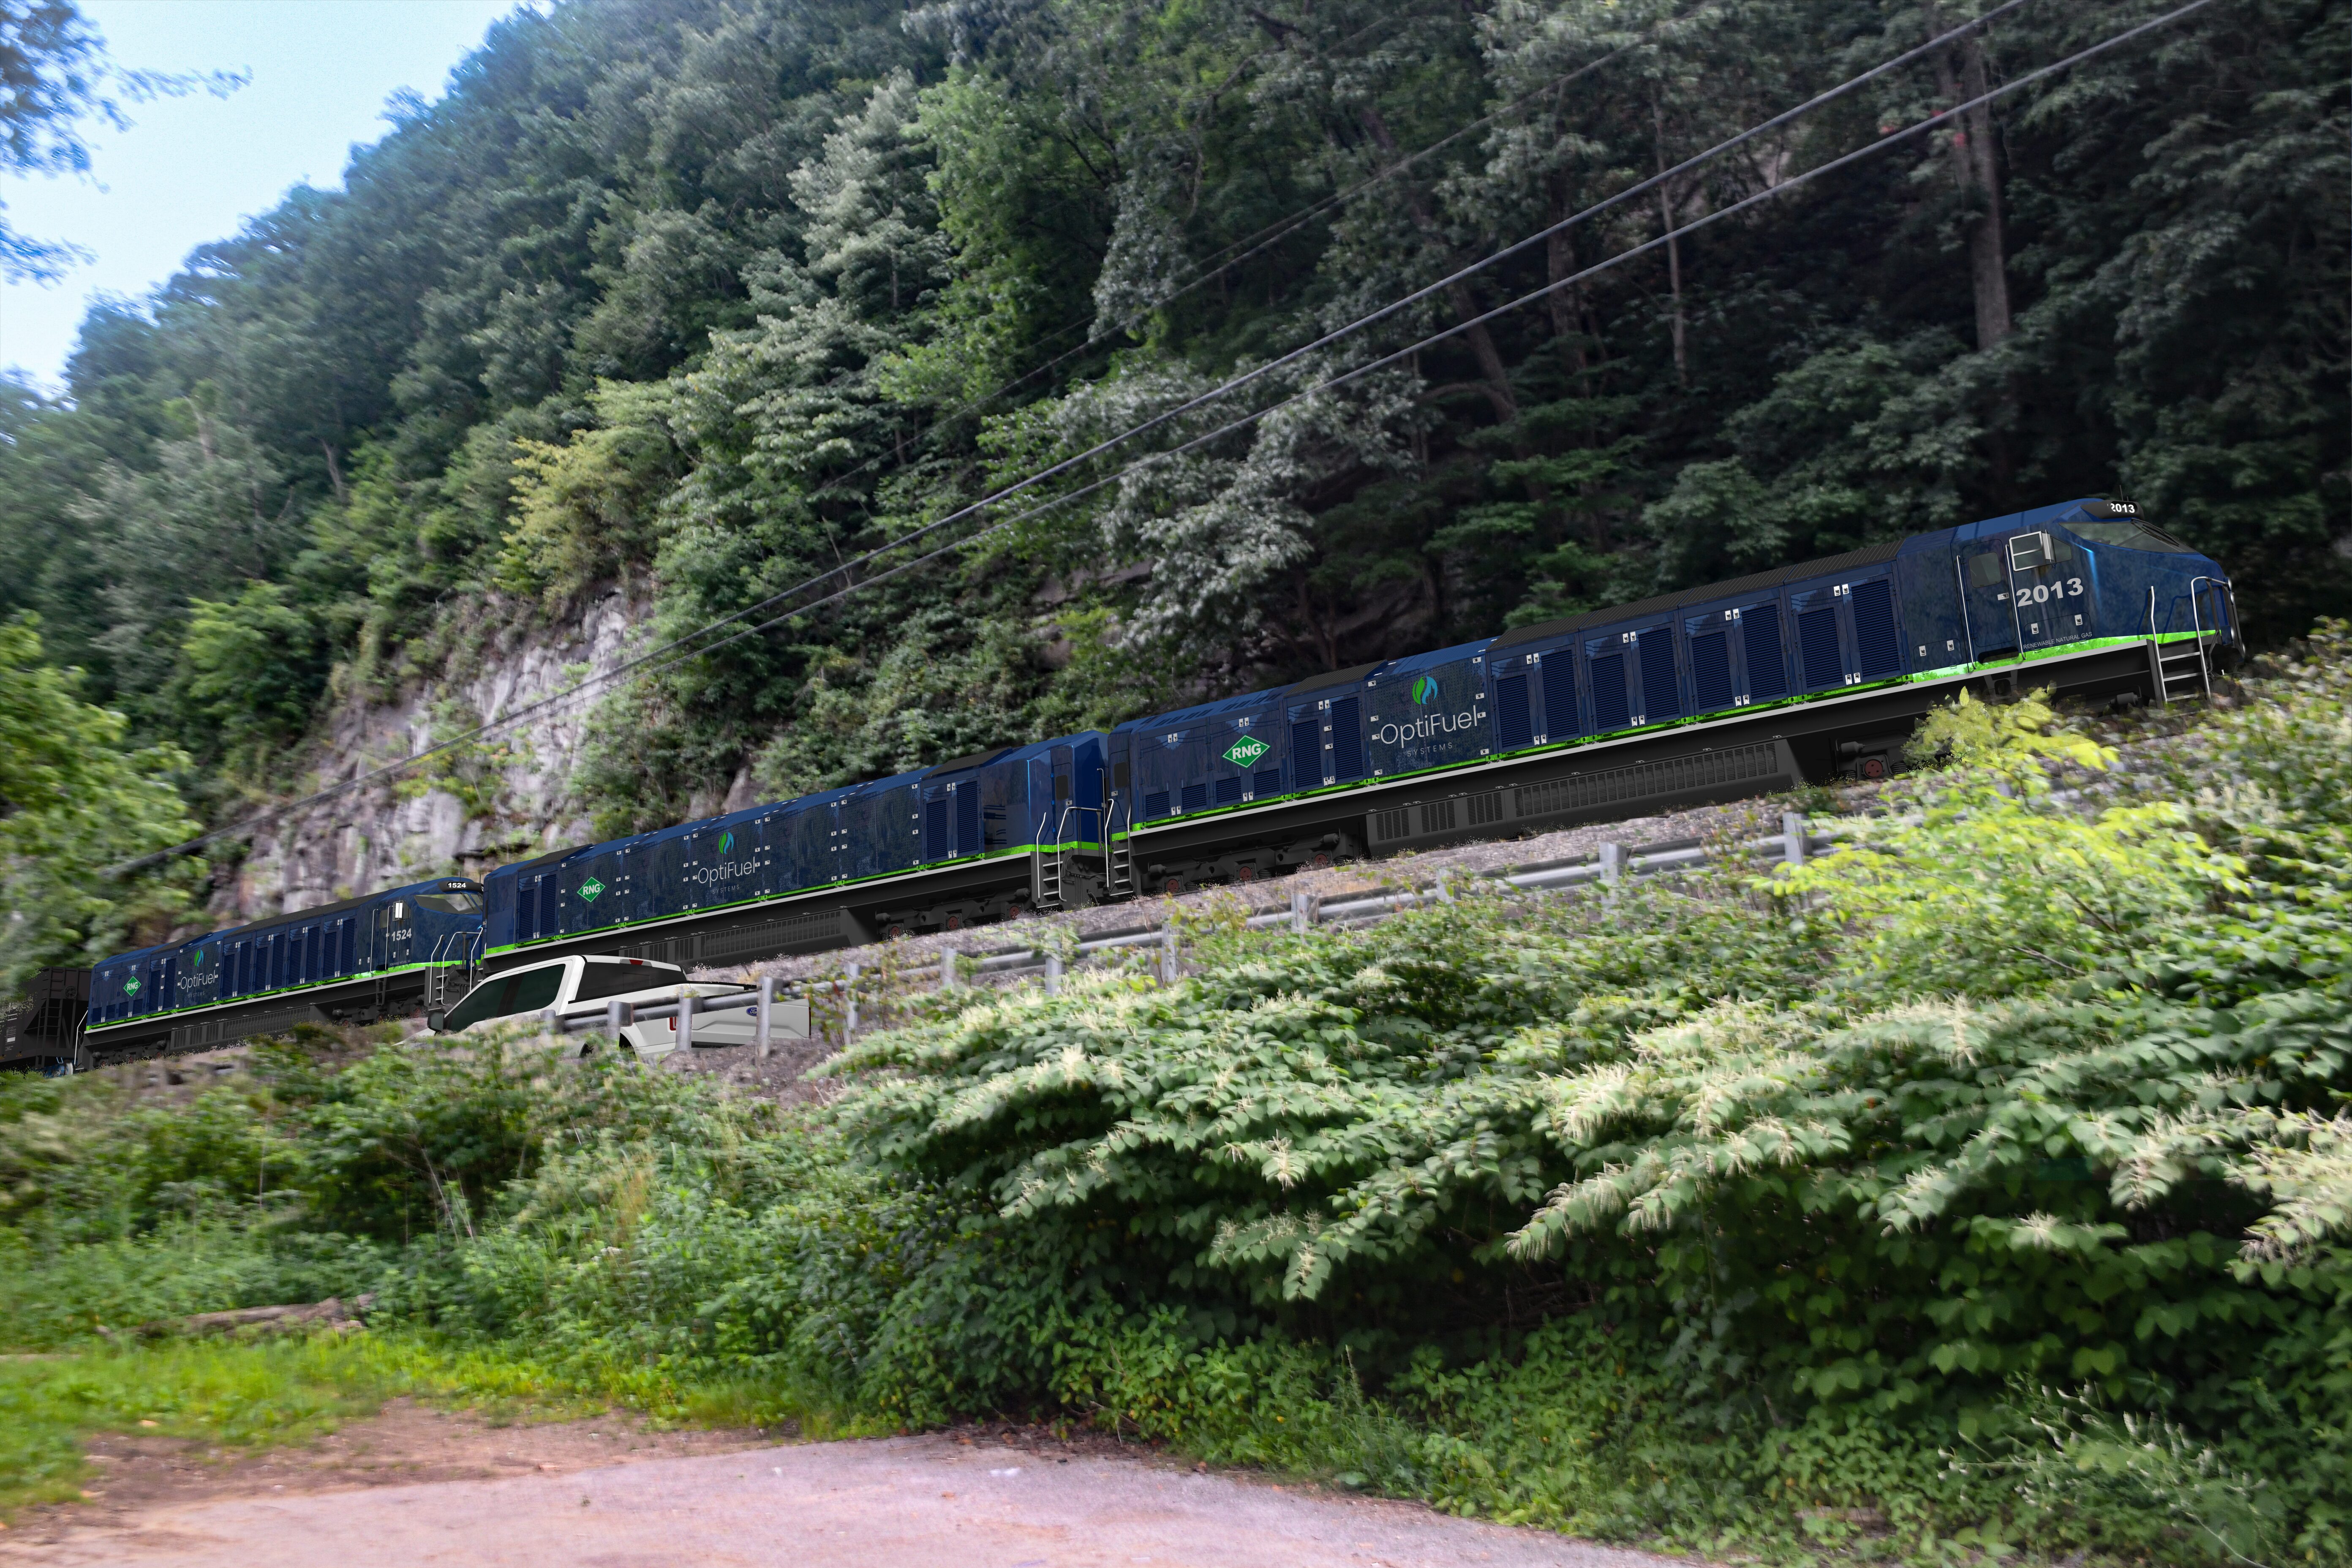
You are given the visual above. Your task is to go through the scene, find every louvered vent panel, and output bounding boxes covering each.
[1513,742,1787,822]
[1851,580,1902,677]
[1541,657,1579,738]
[1798,607,1844,689]
[1742,605,1788,699]
[1590,653,1630,731]
[1497,674,1532,748]
[1690,631,1735,712]
[1290,718,1321,784]
[956,788,981,855]
[1331,697,1364,779]
[1638,632,1681,720]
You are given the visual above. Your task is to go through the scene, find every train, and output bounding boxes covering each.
[26,495,2232,1069]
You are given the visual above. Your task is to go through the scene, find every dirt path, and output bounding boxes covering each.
[2,1407,1676,1568]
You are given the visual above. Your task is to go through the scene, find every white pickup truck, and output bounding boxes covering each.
[427,954,807,1061]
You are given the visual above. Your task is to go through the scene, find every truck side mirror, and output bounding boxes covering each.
[425,1010,446,1032]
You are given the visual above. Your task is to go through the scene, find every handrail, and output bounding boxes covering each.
[1954,555,1977,664]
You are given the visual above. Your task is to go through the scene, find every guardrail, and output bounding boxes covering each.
[782,812,1829,1019]
[517,814,1828,1053]
[530,986,784,1052]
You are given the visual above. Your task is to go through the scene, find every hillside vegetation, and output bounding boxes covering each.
[1,0,2347,980]
[3,647,2348,1560]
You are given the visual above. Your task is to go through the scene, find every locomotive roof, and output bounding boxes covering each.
[1490,541,1905,651]
[187,878,482,946]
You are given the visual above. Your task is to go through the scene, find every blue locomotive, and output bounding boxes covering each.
[54,496,2233,1066]
[74,877,484,1063]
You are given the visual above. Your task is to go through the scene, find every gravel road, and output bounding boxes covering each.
[4,1432,1679,1568]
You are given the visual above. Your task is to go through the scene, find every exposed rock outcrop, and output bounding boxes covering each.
[212,590,649,925]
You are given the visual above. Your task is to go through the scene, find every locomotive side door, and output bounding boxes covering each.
[1049,745,1076,843]
[381,900,414,972]
[2004,530,2089,652]
[1956,539,2020,662]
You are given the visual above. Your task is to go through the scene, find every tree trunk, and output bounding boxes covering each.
[1653,98,1689,387]
[1929,11,2013,349]
[1358,105,1518,423]
[1546,173,1592,392]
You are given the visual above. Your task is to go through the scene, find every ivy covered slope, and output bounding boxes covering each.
[0,0,2345,910]
[6,646,2350,1560]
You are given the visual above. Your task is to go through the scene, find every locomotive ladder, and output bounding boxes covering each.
[2145,583,2217,706]
[423,931,482,1013]
[1104,793,1137,901]
[1031,802,1073,912]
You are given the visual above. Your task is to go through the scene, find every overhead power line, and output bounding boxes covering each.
[488,0,2034,713]
[598,0,2220,690]
[597,3,1711,691]
[108,0,2202,876]
[603,0,2041,682]
[788,8,1696,514]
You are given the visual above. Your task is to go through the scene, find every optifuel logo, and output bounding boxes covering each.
[1410,674,1440,705]
[1374,708,1478,746]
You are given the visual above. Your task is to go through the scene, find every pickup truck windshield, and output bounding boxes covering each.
[443,964,565,1030]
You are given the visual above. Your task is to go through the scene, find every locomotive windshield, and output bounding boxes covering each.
[416,892,485,913]
[2070,520,2194,553]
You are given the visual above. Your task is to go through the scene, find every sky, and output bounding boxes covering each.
[0,0,530,392]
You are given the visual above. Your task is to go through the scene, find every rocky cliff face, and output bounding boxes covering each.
[212,588,692,924]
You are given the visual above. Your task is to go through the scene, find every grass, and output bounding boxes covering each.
[0,1329,880,1520]
[0,1335,408,1515]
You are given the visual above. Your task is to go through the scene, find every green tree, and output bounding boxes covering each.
[0,615,198,993]
[174,580,329,774]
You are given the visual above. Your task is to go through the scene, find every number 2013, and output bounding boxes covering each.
[2017,577,2084,606]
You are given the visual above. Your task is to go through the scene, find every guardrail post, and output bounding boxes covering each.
[1782,812,1808,867]
[606,998,626,1041]
[845,963,860,1035]
[1433,870,1454,904]
[1045,953,1064,995]
[677,991,695,1051]
[1599,842,1624,895]
[940,948,958,991]
[540,1007,561,1036]
[755,976,775,1056]
[1160,927,1179,984]
[1290,890,1311,933]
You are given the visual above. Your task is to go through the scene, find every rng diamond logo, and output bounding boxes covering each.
[1222,735,1270,768]
[578,878,604,902]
